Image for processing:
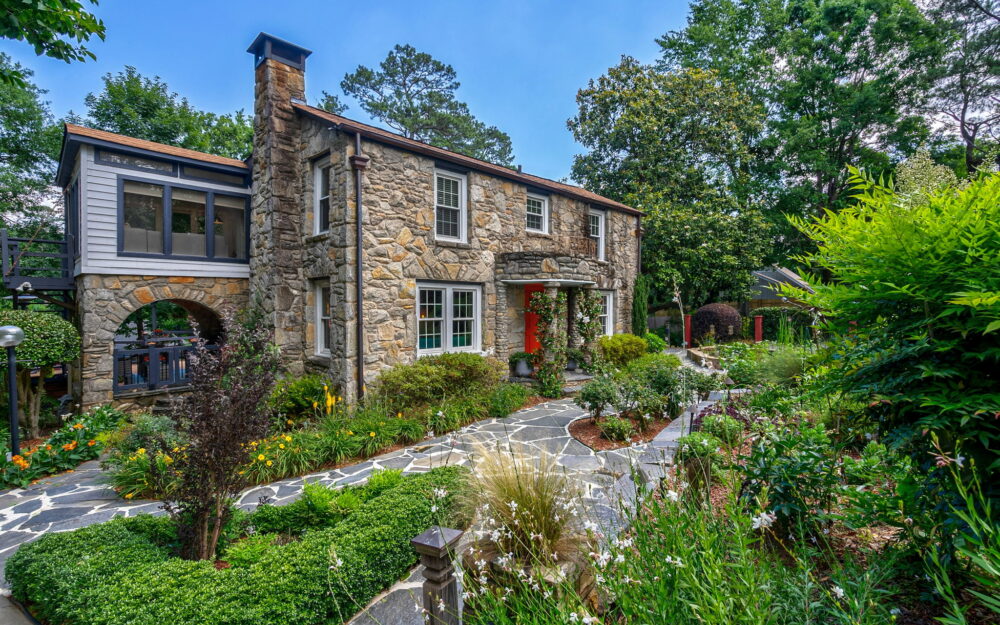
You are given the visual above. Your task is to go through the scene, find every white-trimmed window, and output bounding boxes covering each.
[417,282,481,354]
[313,162,331,234]
[598,290,615,336]
[314,281,332,355]
[588,209,606,261]
[435,170,467,242]
[526,194,549,233]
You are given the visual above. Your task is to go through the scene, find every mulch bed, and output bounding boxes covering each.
[568,415,674,452]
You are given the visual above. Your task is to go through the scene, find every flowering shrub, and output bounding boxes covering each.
[1,405,124,489]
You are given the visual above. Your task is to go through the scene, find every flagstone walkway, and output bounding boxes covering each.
[0,390,722,604]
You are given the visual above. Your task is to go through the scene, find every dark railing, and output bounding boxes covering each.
[0,230,74,291]
[113,335,217,395]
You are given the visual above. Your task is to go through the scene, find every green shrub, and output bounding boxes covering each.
[6,467,469,625]
[598,415,635,442]
[738,423,838,530]
[675,432,722,462]
[718,342,768,386]
[268,374,331,423]
[597,334,648,368]
[222,533,281,567]
[758,345,808,386]
[575,374,618,418]
[371,353,504,412]
[702,413,743,448]
[643,331,666,353]
[484,383,530,418]
[361,468,403,498]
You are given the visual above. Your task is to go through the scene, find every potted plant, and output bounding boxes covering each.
[509,351,534,377]
[565,347,586,371]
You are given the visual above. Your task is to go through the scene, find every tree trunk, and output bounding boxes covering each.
[15,369,40,439]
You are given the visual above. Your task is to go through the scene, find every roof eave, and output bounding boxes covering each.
[293,104,642,217]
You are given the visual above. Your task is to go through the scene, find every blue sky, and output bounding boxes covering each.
[0,1,689,181]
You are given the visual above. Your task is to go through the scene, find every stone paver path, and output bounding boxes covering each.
[1,389,725,622]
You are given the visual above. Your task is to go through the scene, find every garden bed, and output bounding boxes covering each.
[568,414,674,451]
[5,466,469,625]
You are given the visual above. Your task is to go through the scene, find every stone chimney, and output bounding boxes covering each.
[247,33,312,370]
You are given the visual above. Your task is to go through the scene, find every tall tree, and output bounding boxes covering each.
[924,0,1000,175]
[339,44,514,165]
[659,0,943,257]
[0,0,105,86]
[0,54,61,233]
[74,66,252,159]
[569,59,770,306]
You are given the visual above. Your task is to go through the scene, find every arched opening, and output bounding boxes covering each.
[113,300,222,394]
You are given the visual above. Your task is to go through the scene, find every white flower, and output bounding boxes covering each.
[615,553,626,563]
[584,520,599,532]
[433,487,448,499]
[832,585,845,599]
[751,512,777,530]
[438,599,446,611]
[431,505,438,513]
[569,613,579,623]
[665,489,680,502]
[890,608,901,616]
[955,455,966,467]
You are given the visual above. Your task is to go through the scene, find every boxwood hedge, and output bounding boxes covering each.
[6,466,468,625]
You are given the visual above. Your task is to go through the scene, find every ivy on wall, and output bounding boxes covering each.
[575,288,604,369]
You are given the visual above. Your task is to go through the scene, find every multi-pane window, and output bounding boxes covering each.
[588,209,606,261]
[598,291,615,336]
[417,283,481,354]
[526,194,548,233]
[435,171,466,242]
[119,178,249,260]
[314,163,331,233]
[315,282,332,355]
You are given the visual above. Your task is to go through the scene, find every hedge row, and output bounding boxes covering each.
[6,466,468,625]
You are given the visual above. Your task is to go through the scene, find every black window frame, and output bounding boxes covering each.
[116,174,251,264]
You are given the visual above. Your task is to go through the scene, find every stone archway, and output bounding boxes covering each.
[75,274,249,407]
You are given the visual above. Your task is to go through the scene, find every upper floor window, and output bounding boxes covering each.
[119,176,248,261]
[598,290,615,336]
[314,163,331,234]
[97,149,175,174]
[417,282,481,355]
[314,281,332,355]
[526,194,549,234]
[435,170,466,243]
[588,209,606,261]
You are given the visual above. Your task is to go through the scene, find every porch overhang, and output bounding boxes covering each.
[500,279,596,287]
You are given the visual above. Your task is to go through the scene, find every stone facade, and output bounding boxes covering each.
[76,275,249,406]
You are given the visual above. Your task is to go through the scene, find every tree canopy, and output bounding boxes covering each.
[0,54,61,235]
[338,44,514,166]
[71,66,252,160]
[0,0,105,86]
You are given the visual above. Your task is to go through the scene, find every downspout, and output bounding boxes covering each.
[349,131,370,399]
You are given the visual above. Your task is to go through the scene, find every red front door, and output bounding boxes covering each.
[524,284,544,354]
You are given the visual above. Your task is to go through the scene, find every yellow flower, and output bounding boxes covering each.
[72,422,84,430]
[369,431,376,438]
[266,460,273,467]
[397,412,403,419]
[124,493,134,499]
[136,448,146,455]
[287,419,294,425]
[284,435,292,442]
[163,455,173,464]
[346,430,353,436]
[257,454,265,461]
[279,444,285,449]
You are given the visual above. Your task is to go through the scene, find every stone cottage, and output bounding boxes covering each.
[9,33,640,407]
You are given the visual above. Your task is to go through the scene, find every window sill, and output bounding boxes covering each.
[308,353,332,366]
[526,230,551,238]
[306,232,331,243]
[434,238,471,249]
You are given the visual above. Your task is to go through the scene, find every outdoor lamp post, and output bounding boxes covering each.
[0,325,25,459]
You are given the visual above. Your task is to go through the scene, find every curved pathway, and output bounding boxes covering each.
[1,392,720,592]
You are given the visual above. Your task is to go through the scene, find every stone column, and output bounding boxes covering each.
[495,281,509,361]
[412,526,464,625]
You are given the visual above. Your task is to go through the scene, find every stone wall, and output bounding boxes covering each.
[290,123,641,389]
[75,274,249,407]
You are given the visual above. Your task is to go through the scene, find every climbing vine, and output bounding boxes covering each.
[575,288,604,370]
[527,290,568,398]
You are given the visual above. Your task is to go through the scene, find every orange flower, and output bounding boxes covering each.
[11,455,29,470]
[62,441,78,451]
[72,423,85,430]
[87,439,97,447]
[45,445,52,451]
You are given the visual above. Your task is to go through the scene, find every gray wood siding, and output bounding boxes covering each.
[78,146,251,278]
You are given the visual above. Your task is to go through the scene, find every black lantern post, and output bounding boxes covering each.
[0,325,25,458]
